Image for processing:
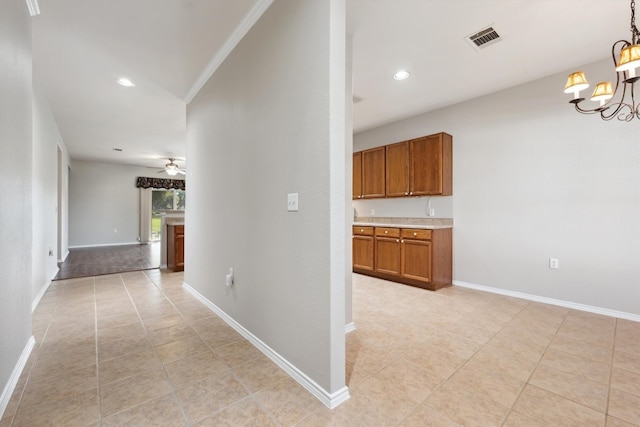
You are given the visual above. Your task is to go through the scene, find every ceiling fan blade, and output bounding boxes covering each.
[177,170,186,175]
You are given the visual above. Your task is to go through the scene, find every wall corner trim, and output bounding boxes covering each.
[0,336,35,419]
[453,280,640,322]
[182,282,351,408]
[345,322,356,334]
[183,0,274,104]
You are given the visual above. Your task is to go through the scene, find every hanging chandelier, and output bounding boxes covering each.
[564,0,640,121]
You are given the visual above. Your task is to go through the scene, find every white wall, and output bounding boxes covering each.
[354,58,640,317]
[186,0,347,401]
[0,0,33,413]
[68,160,184,247]
[32,79,70,304]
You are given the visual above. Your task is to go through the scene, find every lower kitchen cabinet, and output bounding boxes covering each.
[375,227,401,275]
[167,224,184,272]
[353,225,452,291]
[352,226,374,271]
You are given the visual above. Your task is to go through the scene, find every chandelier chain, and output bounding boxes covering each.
[632,0,639,42]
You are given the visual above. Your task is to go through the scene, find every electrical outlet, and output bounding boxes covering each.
[370,209,375,216]
[287,193,299,212]
[549,258,559,269]
[225,268,234,287]
[429,208,435,216]
[114,228,118,233]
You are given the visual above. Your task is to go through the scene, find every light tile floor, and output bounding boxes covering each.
[1,270,639,426]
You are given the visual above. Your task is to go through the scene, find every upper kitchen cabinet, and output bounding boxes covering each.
[353,152,362,199]
[385,141,410,197]
[386,132,453,197]
[353,147,385,199]
[410,132,452,196]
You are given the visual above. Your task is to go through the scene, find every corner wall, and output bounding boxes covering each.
[354,58,640,316]
[32,78,70,305]
[185,0,347,403]
[0,0,34,414]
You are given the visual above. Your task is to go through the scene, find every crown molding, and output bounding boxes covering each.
[184,0,274,104]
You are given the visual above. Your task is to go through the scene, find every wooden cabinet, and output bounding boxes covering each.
[355,132,452,199]
[352,226,374,271]
[401,229,432,283]
[353,152,362,200]
[353,147,385,199]
[410,133,452,196]
[167,224,184,272]
[352,225,452,291]
[385,133,453,197]
[374,227,401,275]
[385,141,410,197]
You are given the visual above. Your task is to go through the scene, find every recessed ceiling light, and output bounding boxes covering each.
[117,78,135,87]
[393,70,410,81]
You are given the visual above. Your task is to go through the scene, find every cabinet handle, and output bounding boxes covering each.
[384,230,388,234]
[413,232,417,236]
[401,240,404,243]
[405,192,408,195]
[360,229,364,232]
[409,192,413,195]
[396,239,400,242]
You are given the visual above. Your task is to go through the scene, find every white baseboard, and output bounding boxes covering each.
[68,242,141,249]
[182,282,350,409]
[58,249,70,264]
[453,280,640,322]
[345,322,356,334]
[32,276,55,313]
[0,336,35,419]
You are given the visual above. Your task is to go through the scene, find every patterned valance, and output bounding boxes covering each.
[136,177,185,190]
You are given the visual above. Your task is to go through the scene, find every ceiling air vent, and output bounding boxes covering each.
[465,25,502,51]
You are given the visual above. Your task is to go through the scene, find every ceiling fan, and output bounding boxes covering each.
[158,158,186,176]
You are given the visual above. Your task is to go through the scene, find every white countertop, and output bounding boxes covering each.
[353,217,453,229]
[353,222,452,230]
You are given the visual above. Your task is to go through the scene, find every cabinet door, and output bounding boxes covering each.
[386,141,409,197]
[375,236,401,275]
[362,147,385,198]
[174,225,185,271]
[353,152,362,199]
[410,133,452,196]
[401,239,432,283]
[353,235,374,271]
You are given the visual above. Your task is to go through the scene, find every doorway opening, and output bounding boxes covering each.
[151,189,186,241]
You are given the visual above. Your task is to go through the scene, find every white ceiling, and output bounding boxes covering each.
[33,0,633,170]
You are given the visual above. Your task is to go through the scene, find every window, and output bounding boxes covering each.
[151,189,185,240]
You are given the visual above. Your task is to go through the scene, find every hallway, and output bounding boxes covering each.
[1,270,639,425]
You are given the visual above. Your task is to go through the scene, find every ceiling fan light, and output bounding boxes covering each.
[165,168,179,176]
[564,71,589,94]
[615,44,640,72]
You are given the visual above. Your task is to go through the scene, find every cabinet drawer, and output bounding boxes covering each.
[401,228,432,240]
[353,226,374,236]
[375,227,400,238]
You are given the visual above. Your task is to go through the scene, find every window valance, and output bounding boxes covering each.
[136,177,185,190]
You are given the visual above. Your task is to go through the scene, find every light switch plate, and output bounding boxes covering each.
[287,193,299,212]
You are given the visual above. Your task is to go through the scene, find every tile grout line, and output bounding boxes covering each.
[92,276,102,427]
[141,270,283,426]
[604,317,617,421]
[395,295,533,427]
[498,305,571,426]
[119,271,193,426]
